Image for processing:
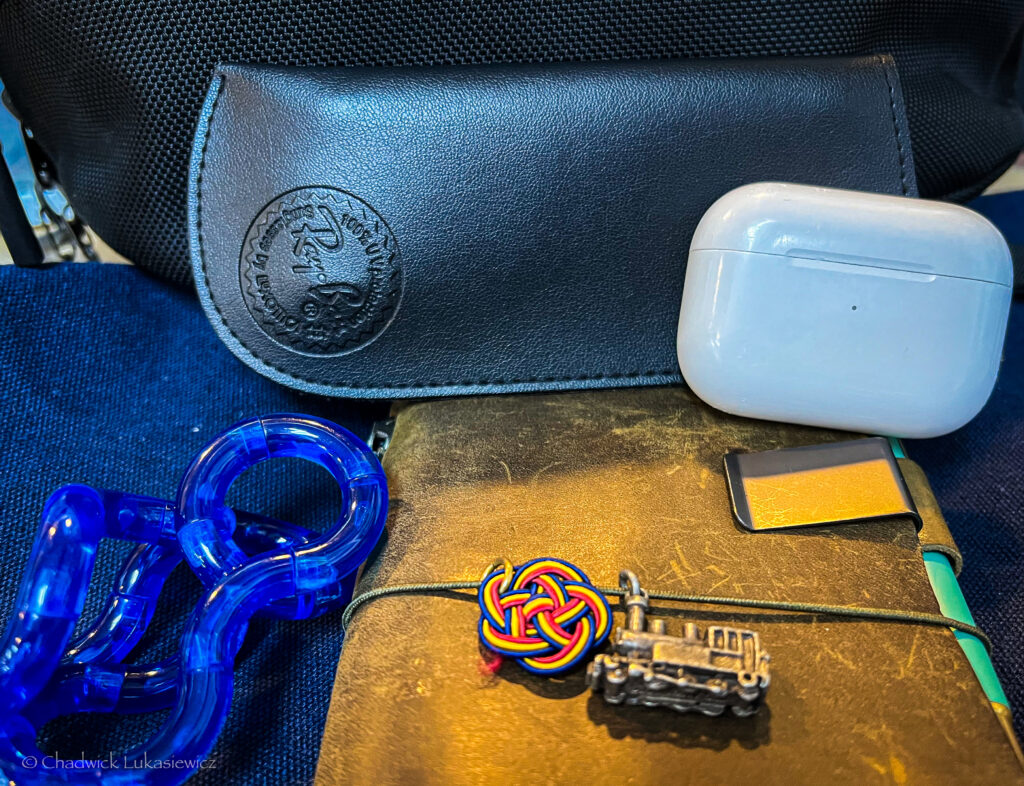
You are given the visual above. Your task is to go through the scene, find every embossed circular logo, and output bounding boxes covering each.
[240,187,403,355]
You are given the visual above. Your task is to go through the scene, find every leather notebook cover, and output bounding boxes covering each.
[189,56,916,398]
[315,388,1022,785]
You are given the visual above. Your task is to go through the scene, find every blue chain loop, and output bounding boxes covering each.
[0,414,388,784]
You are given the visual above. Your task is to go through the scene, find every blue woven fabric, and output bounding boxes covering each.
[0,262,386,784]
[0,261,1021,785]
[907,295,1024,730]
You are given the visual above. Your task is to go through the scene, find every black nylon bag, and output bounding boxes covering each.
[1,1,1023,286]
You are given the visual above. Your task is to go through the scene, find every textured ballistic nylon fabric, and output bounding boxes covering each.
[0,1,1022,285]
[0,262,1022,783]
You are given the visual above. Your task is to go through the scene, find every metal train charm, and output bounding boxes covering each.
[587,571,771,717]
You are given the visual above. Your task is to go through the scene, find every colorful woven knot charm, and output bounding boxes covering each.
[477,557,612,674]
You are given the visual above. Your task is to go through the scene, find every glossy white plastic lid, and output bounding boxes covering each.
[679,182,1014,438]
[690,182,1013,287]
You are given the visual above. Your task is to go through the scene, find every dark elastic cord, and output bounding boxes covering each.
[340,581,992,653]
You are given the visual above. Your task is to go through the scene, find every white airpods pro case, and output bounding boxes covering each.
[677,183,1013,438]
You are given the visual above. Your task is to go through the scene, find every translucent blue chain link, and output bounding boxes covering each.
[0,414,388,784]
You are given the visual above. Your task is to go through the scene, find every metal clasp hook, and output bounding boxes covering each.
[619,569,649,632]
[481,557,514,593]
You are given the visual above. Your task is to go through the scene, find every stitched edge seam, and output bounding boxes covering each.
[878,54,910,196]
[195,72,678,391]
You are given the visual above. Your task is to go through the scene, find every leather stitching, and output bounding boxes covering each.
[195,80,677,392]
[878,54,911,196]
[198,60,910,393]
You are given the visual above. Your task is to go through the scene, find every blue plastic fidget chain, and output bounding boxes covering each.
[0,414,388,785]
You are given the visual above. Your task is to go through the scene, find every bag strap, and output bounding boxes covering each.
[0,140,43,267]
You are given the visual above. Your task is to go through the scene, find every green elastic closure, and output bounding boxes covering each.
[923,551,1009,707]
[891,436,1009,708]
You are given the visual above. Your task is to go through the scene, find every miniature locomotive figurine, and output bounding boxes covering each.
[587,571,771,716]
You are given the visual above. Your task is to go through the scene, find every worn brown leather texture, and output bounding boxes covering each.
[316,388,1022,785]
[899,458,965,577]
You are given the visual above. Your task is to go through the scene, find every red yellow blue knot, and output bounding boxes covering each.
[477,557,612,674]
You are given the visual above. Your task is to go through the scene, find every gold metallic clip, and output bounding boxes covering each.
[480,557,514,592]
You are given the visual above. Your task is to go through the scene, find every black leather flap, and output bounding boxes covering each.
[189,56,916,398]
